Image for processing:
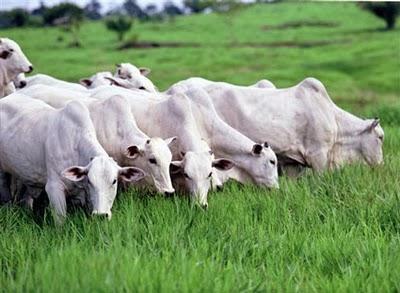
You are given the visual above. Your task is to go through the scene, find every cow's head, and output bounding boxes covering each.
[170,151,234,208]
[243,142,279,188]
[62,155,145,219]
[125,137,176,195]
[359,118,384,166]
[0,38,33,80]
[109,63,157,93]
[13,73,27,88]
[79,71,113,88]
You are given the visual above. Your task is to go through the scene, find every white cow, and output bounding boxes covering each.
[21,73,88,93]
[90,86,234,208]
[0,38,33,97]
[167,77,276,95]
[107,63,157,93]
[19,86,176,194]
[0,94,145,222]
[183,87,279,188]
[79,71,113,88]
[86,95,176,194]
[173,77,384,172]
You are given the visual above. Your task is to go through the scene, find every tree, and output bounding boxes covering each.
[183,0,213,14]
[43,3,84,47]
[361,2,400,30]
[164,1,183,17]
[145,4,158,16]
[123,0,147,20]
[31,1,47,16]
[105,16,133,41]
[84,0,102,20]
[0,9,30,28]
[43,3,84,26]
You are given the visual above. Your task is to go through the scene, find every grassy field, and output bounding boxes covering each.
[1,2,400,292]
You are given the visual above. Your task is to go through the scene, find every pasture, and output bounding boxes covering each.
[1,2,399,292]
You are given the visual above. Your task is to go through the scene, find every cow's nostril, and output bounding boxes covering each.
[19,81,27,88]
[201,203,208,210]
[27,66,33,73]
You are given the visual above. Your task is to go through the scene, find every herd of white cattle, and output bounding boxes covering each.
[0,37,384,223]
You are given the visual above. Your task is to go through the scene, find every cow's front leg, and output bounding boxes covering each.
[45,180,67,225]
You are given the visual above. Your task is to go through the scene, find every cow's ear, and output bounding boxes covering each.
[139,67,151,76]
[126,145,142,159]
[62,166,87,182]
[0,50,11,59]
[364,118,380,133]
[252,144,263,155]
[119,167,145,182]
[164,136,177,146]
[79,78,92,87]
[212,158,234,171]
[170,161,183,174]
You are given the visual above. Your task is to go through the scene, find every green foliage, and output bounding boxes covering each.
[43,3,84,26]
[361,2,400,30]
[0,9,30,28]
[105,16,133,42]
[1,3,399,291]
[184,0,214,13]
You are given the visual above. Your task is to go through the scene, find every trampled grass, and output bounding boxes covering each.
[0,2,399,292]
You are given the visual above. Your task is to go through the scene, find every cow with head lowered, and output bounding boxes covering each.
[171,77,384,175]
[0,94,145,223]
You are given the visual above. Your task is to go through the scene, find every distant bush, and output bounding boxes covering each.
[105,16,133,41]
[361,2,400,30]
[43,3,84,26]
[0,8,30,28]
[184,0,213,13]
[43,3,84,47]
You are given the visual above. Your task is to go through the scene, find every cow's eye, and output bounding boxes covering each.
[207,172,212,178]
[139,86,146,90]
[183,173,190,179]
[149,158,157,164]
[112,179,117,185]
[9,48,14,52]
[378,136,383,141]
[269,160,276,165]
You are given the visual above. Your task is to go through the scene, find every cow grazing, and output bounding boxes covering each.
[0,94,145,222]
[86,95,176,194]
[19,87,176,194]
[174,77,384,173]
[90,86,234,208]
[0,38,33,97]
[180,87,279,188]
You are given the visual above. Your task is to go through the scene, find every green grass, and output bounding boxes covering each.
[1,2,400,292]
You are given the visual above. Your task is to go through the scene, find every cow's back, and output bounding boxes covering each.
[0,94,52,184]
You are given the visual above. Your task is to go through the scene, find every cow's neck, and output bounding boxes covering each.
[224,165,254,185]
[329,107,367,167]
